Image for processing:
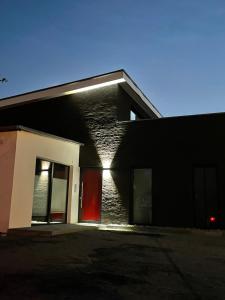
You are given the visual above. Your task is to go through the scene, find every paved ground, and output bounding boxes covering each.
[0,228,225,299]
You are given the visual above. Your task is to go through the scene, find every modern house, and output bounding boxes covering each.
[0,69,224,232]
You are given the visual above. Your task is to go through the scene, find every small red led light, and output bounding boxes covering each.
[209,216,216,223]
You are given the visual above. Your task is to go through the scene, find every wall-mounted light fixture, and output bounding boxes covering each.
[41,161,50,171]
[35,160,51,176]
[103,169,111,179]
[102,159,111,169]
[102,159,111,179]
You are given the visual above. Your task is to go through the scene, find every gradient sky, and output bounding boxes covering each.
[1,0,225,116]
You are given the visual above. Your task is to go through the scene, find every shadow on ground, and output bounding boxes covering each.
[0,230,224,299]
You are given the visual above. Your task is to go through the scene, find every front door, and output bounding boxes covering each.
[133,168,152,225]
[79,169,102,222]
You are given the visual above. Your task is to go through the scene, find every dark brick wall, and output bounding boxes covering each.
[101,169,131,224]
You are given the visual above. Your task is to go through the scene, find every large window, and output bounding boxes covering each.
[32,159,69,224]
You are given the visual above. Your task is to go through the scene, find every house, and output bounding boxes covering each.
[0,69,224,232]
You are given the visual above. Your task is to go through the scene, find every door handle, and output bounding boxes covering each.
[80,182,84,208]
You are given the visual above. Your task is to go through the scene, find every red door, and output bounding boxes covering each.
[79,169,102,222]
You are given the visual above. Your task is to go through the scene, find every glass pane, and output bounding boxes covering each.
[130,110,136,121]
[133,169,152,225]
[32,159,50,223]
[50,163,69,223]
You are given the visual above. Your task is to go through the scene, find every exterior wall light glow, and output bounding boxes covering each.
[102,159,111,169]
[65,78,125,95]
[102,159,111,179]
[41,170,49,176]
[78,223,136,232]
[103,169,111,179]
[41,161,50,171]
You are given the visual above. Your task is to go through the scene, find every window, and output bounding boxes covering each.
[130,110,137,121]
[32,158,69,224]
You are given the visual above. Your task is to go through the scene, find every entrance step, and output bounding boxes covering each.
[8,224,96,237]
[7,224,225,237]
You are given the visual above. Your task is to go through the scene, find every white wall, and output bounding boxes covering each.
[0,132,17,233]
[8,130,80,229]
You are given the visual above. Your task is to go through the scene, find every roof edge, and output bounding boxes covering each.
[0,69,162,118]
[121,71,162,118]
[0,125,83,145]
[0,69,125,101]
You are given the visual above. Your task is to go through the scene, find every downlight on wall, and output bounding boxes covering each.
[102,159,111,169]
[103,169,111,179]
[41,161,50,170]
[40,160,50,175]
[102,159,111,180]
[64,78,125,95]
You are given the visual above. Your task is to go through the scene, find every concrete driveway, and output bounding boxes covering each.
[0,227,225,299]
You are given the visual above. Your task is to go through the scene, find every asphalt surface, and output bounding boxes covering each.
[0,228,225,299]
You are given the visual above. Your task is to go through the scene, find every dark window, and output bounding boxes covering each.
[193,166,219,228]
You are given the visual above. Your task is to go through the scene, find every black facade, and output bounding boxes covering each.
[114,114,225,228]
[0,74,224,229]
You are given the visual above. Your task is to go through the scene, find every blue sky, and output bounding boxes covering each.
[1,0,225,116]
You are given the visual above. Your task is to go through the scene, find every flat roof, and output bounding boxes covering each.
[0,125,83,146]
[118,110,225,125]
[0,70,162,118]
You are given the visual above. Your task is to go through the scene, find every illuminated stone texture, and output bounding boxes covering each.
[101,169,130,224]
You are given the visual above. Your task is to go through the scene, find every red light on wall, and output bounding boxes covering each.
[209,216,216,223]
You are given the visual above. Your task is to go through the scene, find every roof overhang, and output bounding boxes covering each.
[0,70,162,118]
[0,125,83,145]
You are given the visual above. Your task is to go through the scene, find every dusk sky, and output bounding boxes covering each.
[1,1,225,116]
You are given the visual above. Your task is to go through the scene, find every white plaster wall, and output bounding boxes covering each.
[9,130,80,229]
[0,132,17,233]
